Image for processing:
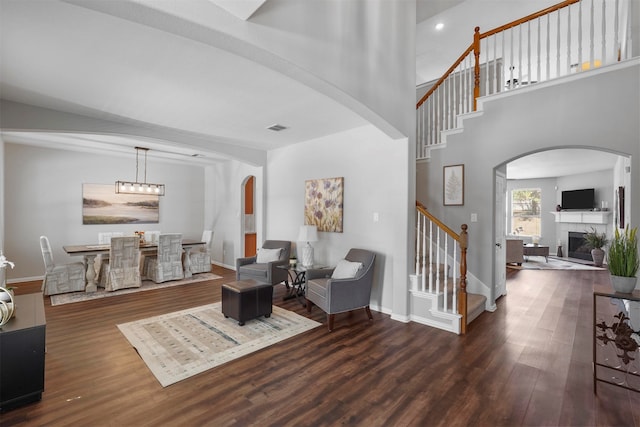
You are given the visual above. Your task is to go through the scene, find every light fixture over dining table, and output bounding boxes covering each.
[115,147,165,196]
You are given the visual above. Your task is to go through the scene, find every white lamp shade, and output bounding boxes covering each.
[297,225,318,243]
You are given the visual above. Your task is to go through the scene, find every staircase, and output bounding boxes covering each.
[412,0,635,334]
[411,203,486,335]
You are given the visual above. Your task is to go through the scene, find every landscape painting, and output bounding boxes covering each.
[83,184,159,224]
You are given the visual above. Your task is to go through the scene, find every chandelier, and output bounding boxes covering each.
[115,147,165,196]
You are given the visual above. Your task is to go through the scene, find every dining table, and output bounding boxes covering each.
[63,239,205,292]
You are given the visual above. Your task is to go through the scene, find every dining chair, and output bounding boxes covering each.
[145,233,184,283]
[189,230,213,274]
[99,236,141,292]
[40,235,86,296]
[96,231,123,277]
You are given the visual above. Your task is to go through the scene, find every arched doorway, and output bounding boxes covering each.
[493,148,630,301]
[243,176,257,257]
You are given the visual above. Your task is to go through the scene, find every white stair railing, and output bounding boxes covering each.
[415,203,469,332]
[416,0,634,160]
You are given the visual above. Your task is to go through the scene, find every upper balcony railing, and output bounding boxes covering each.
[416,0,635,160]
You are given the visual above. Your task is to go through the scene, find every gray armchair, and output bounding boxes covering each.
[305,248,376,331]
[236,240,291,285]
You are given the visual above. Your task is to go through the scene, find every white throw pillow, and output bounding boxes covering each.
[331,259,363,279]
[256,247,282,263]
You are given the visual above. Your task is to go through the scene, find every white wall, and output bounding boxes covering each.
[4,143,206,281]
[207,160,263,269]
[266,124,409,315]
[423,61,640,304]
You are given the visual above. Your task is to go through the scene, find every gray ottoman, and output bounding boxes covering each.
[221,279,273,326]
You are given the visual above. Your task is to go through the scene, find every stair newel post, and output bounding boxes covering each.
[473,27,481,111]
[458,224,469,334]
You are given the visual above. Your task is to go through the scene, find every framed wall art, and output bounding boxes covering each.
[82,183,159,225]
[304,177,344,232]
[443,164,464,206]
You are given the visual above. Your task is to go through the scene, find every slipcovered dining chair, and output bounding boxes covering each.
[99,236,142,292]
[305,248,376,331]
[236,240,291,285]
[39,235,86,296]
[96,231,123,277]
[145,233,184,283]
[189,230,213,274]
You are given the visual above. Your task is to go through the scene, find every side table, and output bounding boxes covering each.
[593,283,640,395]
[277,264,325,307]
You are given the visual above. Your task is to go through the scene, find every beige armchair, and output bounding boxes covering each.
[305,248,376,331]
[40,235,86,296]
[145,233,185,283]
[506,239,524,265]
[99,236,142,291]
[236,240,291,285]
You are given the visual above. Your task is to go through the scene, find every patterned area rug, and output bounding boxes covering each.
[507,256,605,271]
[117,303,321,387]
[50,272,222,306]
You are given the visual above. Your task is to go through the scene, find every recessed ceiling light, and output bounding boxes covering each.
[267,124,288,132]
[435,22,444,31]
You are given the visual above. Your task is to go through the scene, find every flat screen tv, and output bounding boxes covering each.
[561,188,595,210]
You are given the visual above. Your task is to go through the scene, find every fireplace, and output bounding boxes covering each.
[568,231,592,261]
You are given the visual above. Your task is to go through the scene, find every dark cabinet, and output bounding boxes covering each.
[0,293,46,412]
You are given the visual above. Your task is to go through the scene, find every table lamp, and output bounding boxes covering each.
[298,225,318,267]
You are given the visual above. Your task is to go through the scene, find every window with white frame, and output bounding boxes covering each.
[511,188,541,237]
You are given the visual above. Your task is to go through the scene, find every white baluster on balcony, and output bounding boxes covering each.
[601,0,606,65]
[536,18,541,84]
[614,0,619,61]
[567,6,572,75]
[590,0,595,69]
[557,9,562,77]
[546,13,551,80]
[578,0,583,70]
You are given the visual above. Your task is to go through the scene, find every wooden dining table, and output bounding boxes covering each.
[63,239,205,292]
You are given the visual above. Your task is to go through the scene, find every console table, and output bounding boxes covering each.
[593,283,640,395]
[0,293,46,412]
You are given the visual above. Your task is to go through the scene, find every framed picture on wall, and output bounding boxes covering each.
[304,177,344,232]
[82,183,159,224]
[443,164,464,206]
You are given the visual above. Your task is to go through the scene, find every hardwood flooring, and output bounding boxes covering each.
[1,266,638,426]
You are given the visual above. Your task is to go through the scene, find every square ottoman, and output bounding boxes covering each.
[221,279,273,326]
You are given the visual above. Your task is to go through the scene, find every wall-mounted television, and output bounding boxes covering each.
[561,188,595,210]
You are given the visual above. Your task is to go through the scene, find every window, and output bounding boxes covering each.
[511,188,541,237]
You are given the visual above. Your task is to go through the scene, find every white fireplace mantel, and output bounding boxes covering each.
[550,211,612,225]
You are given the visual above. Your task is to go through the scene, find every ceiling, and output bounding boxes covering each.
[0,0,618,177]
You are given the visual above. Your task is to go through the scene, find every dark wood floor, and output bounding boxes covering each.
[1,266,639,426]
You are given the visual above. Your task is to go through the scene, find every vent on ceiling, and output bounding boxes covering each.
[267,124,288,132]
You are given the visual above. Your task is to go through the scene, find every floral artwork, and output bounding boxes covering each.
[443,164,464,206]
[304,177,344,232]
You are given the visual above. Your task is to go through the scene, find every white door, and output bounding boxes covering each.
[494,171,507,299]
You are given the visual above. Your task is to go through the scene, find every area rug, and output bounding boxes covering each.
[50,272,222,306]
[117,303,321,387]
[507,256,605,271]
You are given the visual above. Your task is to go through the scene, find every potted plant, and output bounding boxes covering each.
[607,226,639,293]
[584,227,608,267]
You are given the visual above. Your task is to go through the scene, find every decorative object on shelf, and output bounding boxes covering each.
[607,225,638,293]
[297,225,318,267]
[115,147,165,196]
[134,231,145,243]
[595,311,639,366]
[584,227,609,268]
[0,287,15,326]
[304,177,344,232]
[443,164,464,206]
